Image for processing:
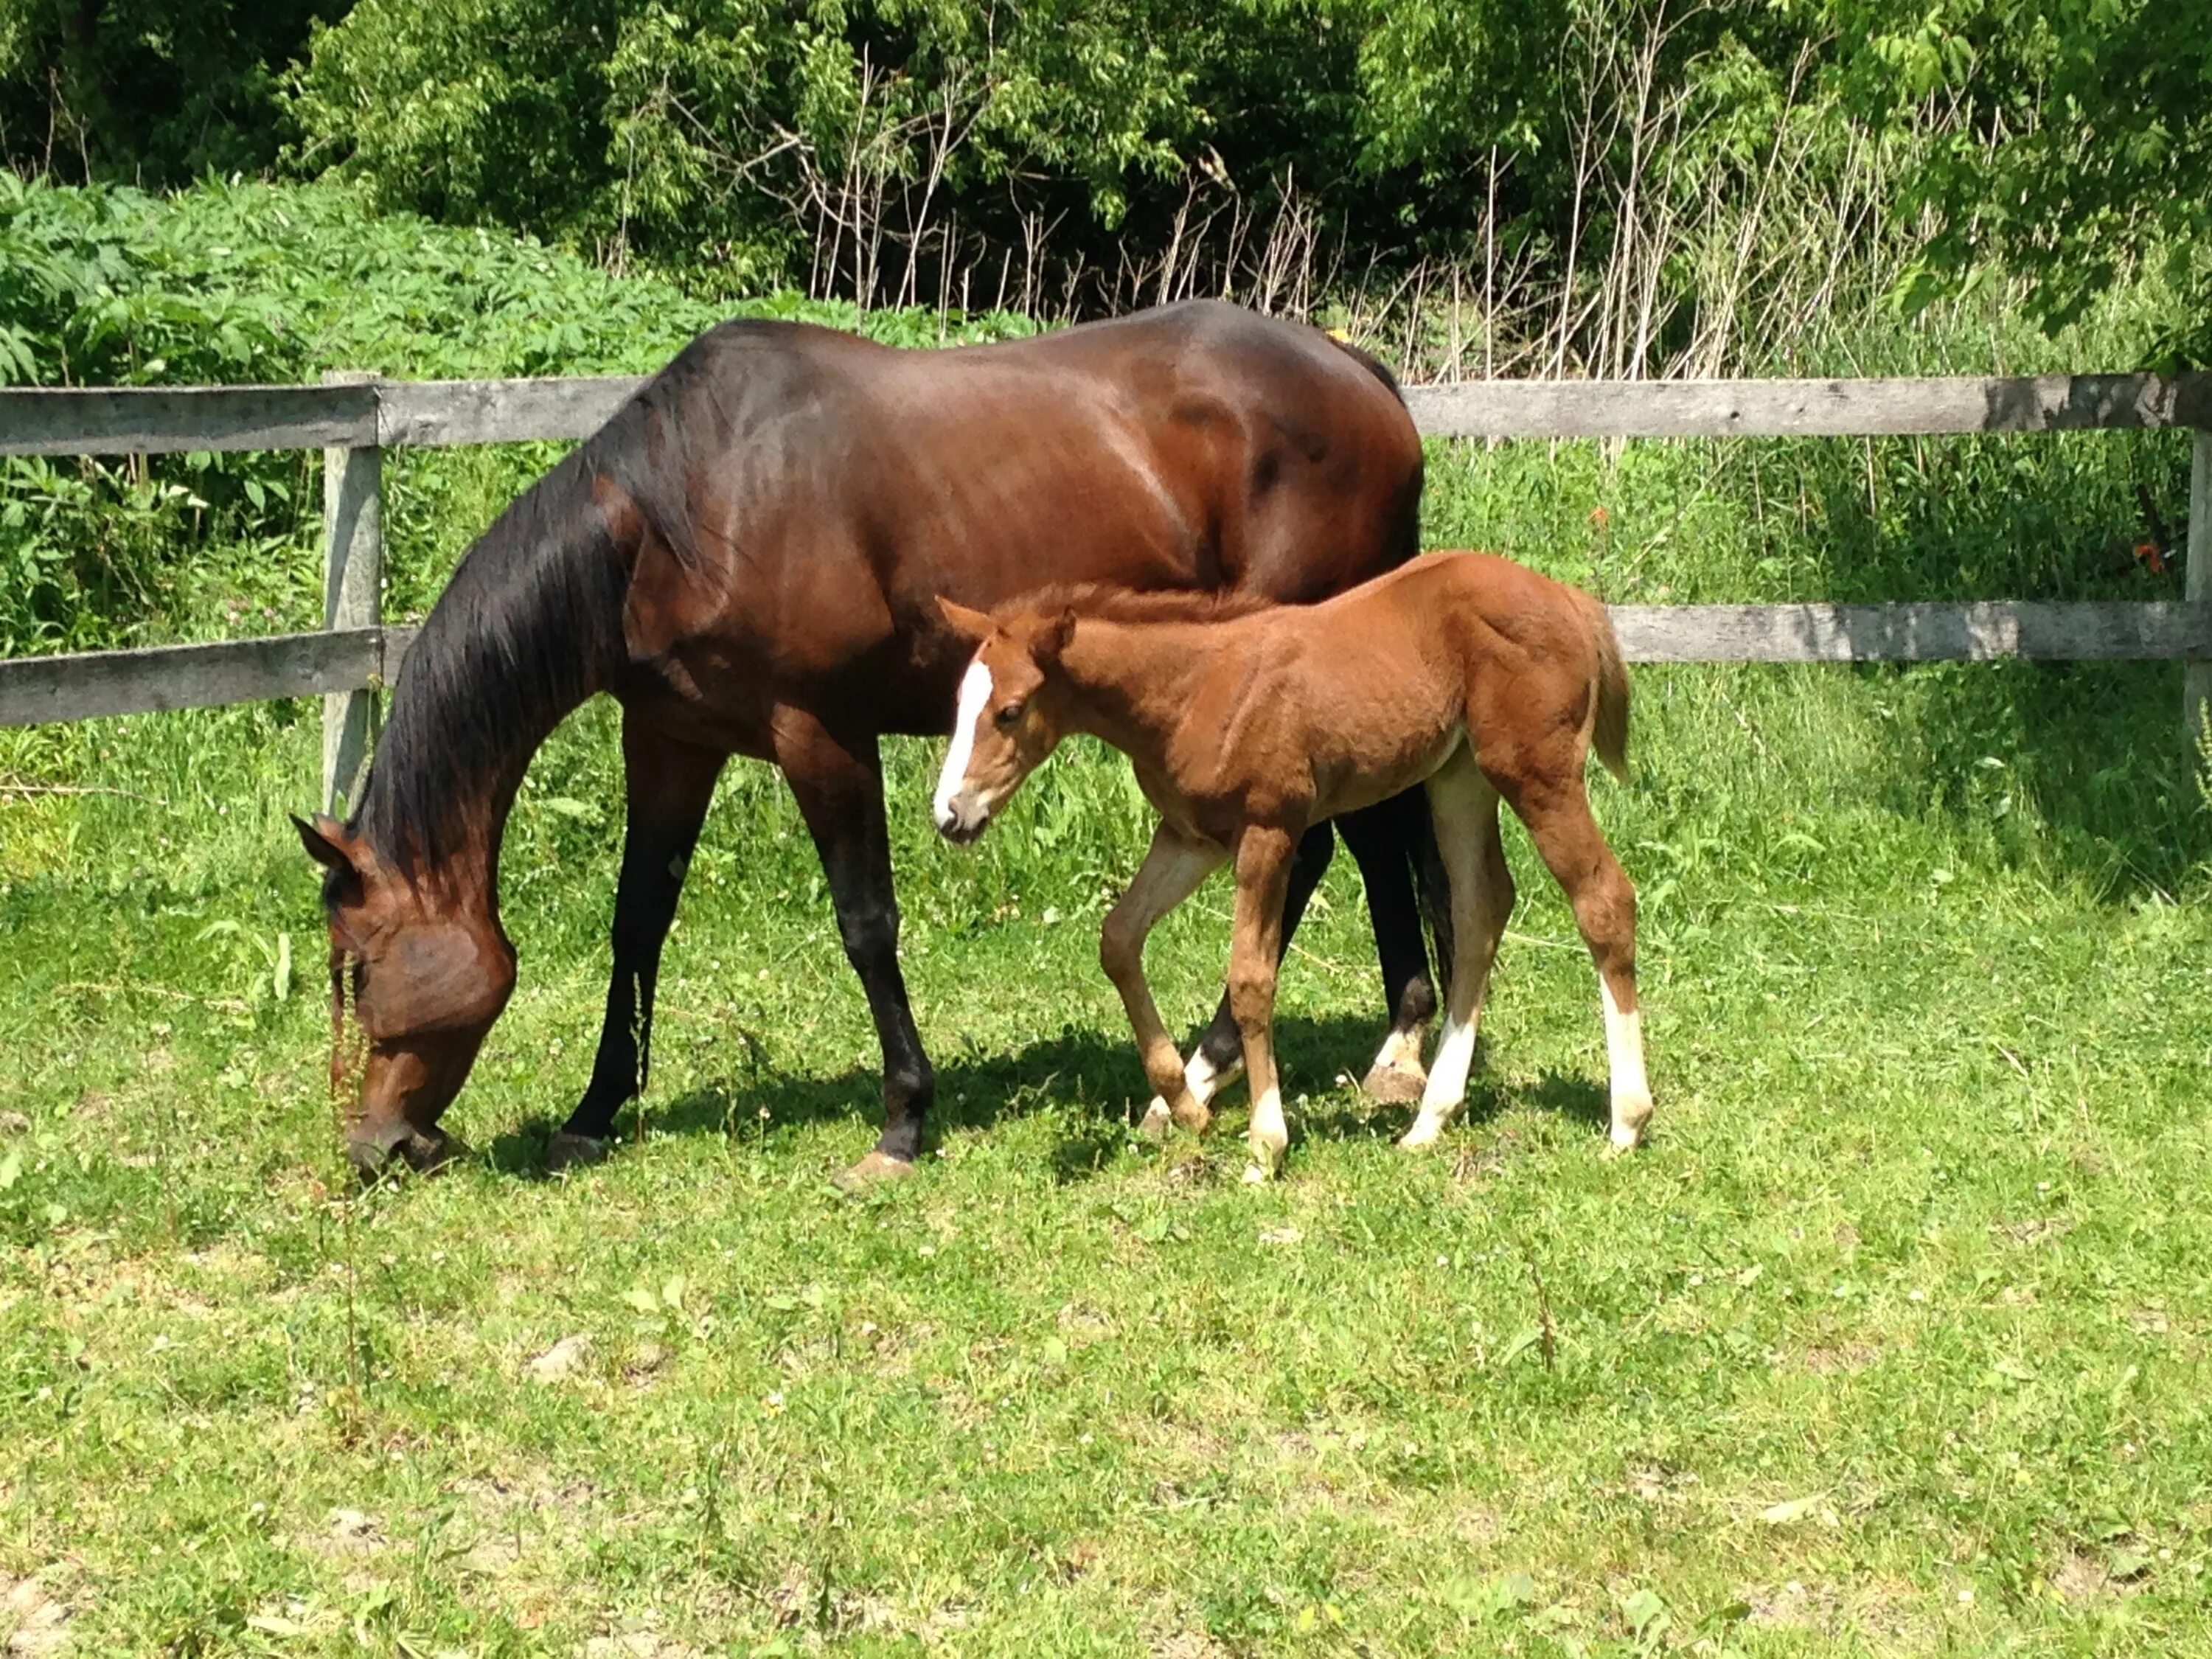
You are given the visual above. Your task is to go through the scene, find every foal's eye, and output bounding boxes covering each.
[995,701,1025,728]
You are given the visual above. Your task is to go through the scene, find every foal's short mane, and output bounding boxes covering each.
[1006,582,1281,628]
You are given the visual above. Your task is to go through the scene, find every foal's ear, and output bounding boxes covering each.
[1035,608,1077,666]
[293,812,358,874]
[935,596,995,644]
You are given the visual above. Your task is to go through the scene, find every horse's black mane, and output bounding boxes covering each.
[351,442,626,872]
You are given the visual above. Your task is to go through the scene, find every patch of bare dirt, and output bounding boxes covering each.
[1745,1576,1932,1646]
[1,1571,75,1658]
[1801,1343,1879,1375]
[1150,1630,1231,1659]
[525,1333,594,1382]
[1996,1217,2072,1247]
[1747,1579,1837,1631]
[580,1632,703,1659]
[322,1509,382,1555]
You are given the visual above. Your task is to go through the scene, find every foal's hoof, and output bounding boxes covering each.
[1241,1142,1285,1184]
[832,1150,917,1193]
[1137,1099,1175,1142]
[545,1131,610,1173]
[1169,1092,1213,1135]
[1396,1113,1448,1151]
[1360,1060,1429,1106]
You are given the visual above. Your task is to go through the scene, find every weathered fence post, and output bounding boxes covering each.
[321,369,383,814]
[2188,430,2212,748]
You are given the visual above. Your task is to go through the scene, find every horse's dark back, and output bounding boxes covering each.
[589,299,1423,747]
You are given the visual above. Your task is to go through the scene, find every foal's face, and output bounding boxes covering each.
[296,814,516,1178]
[931,599,1075,845]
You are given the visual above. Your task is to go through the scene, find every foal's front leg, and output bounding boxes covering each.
[1099,824,1228,1135]
[1227,826,1299,1182]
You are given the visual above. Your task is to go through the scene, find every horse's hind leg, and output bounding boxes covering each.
[1496,771,1651,1150]
[1101,824,1228,1135]
[555,721,727,1169]
[1402,745,1512,1148]
[1338,789,1441,1103]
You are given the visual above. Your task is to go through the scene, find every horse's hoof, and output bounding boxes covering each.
[833,1150,917,1192]
[1137,1099,1174,1142]
[546,1131,609,1172]
[349,1127,462,1184]
[1360,1061,1428,1105]
[402,1129,465,1172]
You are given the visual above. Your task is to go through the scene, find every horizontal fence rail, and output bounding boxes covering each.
[1,366,2208,787]
[0,627,416,727]
[5,370,2208,456]
[4,602,2199,731]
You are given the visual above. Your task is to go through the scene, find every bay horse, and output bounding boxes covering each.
[931,550,1652,1179]
[293,301,1446,1188]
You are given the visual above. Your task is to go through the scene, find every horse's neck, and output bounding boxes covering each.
[1058,619,1222,763]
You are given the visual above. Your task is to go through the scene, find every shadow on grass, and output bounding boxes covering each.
[484,1017,1623,1180]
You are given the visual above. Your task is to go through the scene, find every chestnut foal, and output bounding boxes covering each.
[931,551,1651,1178]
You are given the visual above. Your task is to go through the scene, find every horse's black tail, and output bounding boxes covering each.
[1406,786,1455,1001]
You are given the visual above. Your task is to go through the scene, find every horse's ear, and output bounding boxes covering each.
[936,597,995,644]
[1037,608,1077,666]
[293,813,358,875]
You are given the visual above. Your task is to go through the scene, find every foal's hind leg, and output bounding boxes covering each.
[1101,824,1228,1135]
[1401,746,1513,1149]
[1497,772,1652,1150]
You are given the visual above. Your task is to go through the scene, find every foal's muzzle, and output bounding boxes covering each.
[934,796,990,846]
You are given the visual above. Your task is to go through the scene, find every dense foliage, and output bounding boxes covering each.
[4,0,2201,363]
[0,176,1032,654]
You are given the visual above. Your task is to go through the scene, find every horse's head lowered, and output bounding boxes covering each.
[931,597,1079,844]
[294,813,516,1179]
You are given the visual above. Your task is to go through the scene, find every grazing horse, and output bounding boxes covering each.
[294,301,1444,1188]
[931,550,1652,1179]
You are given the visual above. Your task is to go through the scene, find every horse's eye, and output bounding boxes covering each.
[995,701,1024,728]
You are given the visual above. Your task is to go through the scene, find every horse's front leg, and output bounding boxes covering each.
[773,708,934,1189]
[1099,824,1227,1136]
[552,720,727,1169]
[1228,824,1299,1182]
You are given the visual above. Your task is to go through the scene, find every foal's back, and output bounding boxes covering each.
[1183,552,1611,815]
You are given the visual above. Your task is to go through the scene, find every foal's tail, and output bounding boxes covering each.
[1576,588,1631,782]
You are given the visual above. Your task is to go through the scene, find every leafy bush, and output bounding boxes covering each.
[0,175,1033,653]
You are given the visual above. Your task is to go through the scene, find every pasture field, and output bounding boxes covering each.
[6,414,2212,1657]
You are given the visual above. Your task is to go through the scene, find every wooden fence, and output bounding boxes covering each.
[2,368,2208,811]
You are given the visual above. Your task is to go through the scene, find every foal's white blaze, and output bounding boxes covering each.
[1402,1012,1475,1145]
[932,658,995,831]
[1601,978,1653,1149]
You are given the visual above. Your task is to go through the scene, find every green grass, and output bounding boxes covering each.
[6,260,2212,1649]
[5,622,2211,1655]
